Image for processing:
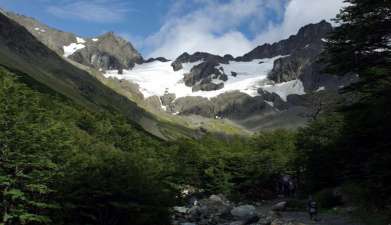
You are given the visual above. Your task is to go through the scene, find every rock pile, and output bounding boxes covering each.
[172,195,306,225]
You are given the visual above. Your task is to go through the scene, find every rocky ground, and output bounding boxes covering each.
[172,194,362,225]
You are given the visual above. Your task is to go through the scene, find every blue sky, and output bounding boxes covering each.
[0,0,345,58]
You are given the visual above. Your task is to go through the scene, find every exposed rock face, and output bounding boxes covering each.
[173,52,233,91]
[144,57,170,63]
[184,61,227,91]
[236,20,333,61]
[212,91,268,119]
[172,97,215,118]
[69,32,143,70]
[172,52,232,67]
[161,92,176,106]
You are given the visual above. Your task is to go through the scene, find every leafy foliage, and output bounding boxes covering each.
[0,67,176,225]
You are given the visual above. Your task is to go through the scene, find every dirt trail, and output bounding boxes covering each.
[280,211,362,225]
[255,200,363,225]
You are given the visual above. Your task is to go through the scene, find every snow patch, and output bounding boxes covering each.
[316,86,326,92]
[104,60,203,98]
[34,27,46,33]
[265,101,274,107]
[92,38,99,42]
[262,79,305,101]
[76,37,86,43]
[63,43,85,57]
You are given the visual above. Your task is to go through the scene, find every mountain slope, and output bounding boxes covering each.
[0,11,196,140]
[3,10,143,70]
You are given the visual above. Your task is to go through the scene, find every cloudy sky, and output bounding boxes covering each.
[0,0,345,59]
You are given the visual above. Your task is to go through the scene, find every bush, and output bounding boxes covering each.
[314,189,342,209]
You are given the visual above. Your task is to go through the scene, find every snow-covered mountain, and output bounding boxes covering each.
[103,21,355,130]
[2,9,356,132]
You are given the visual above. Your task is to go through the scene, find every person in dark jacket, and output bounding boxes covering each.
[307,195,318,220]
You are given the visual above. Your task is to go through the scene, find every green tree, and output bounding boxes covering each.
[0,70,68,225]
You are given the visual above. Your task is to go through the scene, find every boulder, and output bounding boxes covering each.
[270,219,285,225]
[271,201,287,211]
[195,194,232,219]
[258,217,272,225]
[230,205,257,220]
[229,221,245,225]
[209,194,226,203]
[172,61,183,71]
[174,206,189,214]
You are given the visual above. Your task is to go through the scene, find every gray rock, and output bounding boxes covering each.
[230,205,257,220]
[212,91,267,119]
[69,32,143,70]
[271,202,287,211]
[172,96,215,118]
[144,57,169,63]
[236,20,332,62]
[174,206,189,214]
[172,61,184,71]
[209,194,225,202]
[229,221,245,225]
[270,219,285,225]
[258,218,272,225]
[161,92,176,106]
[183,60,226,87]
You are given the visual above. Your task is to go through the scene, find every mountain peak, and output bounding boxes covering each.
[296,20,332,39]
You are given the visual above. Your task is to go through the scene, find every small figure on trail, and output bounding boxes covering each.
[307,195,318,221]
[288,180,296,197]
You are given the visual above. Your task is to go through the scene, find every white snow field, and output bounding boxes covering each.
[104,55,306,102]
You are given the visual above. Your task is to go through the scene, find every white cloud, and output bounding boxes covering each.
[146,0,344,59]
[254,0,346,44]
[47,0,132,23]
[146,0,286,59]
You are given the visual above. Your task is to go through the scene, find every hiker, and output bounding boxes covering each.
[288,180,296,197]
[282,175,290,197]
[307,195,318,221]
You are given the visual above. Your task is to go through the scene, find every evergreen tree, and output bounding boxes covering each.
[322,0,391,206]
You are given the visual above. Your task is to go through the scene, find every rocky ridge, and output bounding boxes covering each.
[2,10,143,71]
